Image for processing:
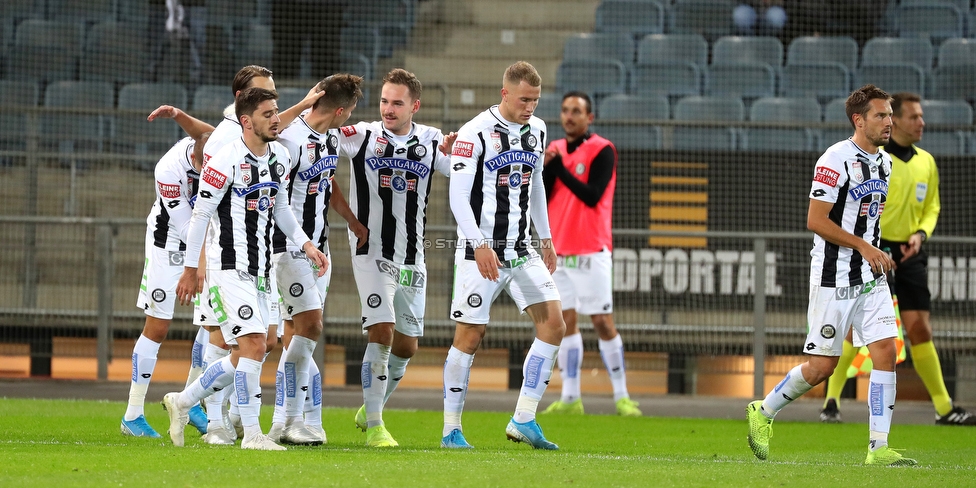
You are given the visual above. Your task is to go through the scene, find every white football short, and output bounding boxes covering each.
[450,251,561,325]
[351,252,426,337]
[206,269,273,345]
[136,242,185,320]
[275,250,332,320]
[552,249,613,315]
[804,277,897,356]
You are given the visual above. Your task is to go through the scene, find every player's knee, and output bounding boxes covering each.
[392,337,418,359]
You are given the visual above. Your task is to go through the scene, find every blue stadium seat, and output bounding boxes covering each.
[42,81,115,153]
[668,0,735,41]
[705,63,776,98]
[917,97,971,156]
[932,65,976,100]
[595,0,665,38]
[781,63,851,101]
[741,97,820,151]
[5,19,84,83]
[856,64,926,96]
[921,99,972,125]
[671,95,743,150]
[786,36,859,72]
[47,0,118,24]
[114,83,189,156]
[556,59,629,100]
[594,94,669,150]
[820,97,853,150]
[534,92,563,122]
[862,37,934,71]
[563,32,636,68]
[890,2,963,44]
[81,22,147,84]
[937,38,976,67]
[632,62,701,98]
[191,84,234,125]
[0,80,40,151]
[916,130,966,155]
[713,36,784,66]
[637,34,709,67]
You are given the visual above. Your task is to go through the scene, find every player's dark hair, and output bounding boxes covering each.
[845,84,891,129]
[562,91,593,114]
[504,61,542,88]
[384,68,423,101]
[232,65,274,97]
[235,87,278,122]
[890,92,921,117]
[314,73,365,111]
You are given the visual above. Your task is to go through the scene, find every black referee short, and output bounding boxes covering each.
[881,238,931,312]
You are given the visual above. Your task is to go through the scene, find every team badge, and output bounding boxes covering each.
[273,163,285,177]
[820,324,836,339]
[367,293,382,308]
[238,305,253,320]
[414,145,426,158]
[490,132,502,152]
[575,163,585,175]
[151,288,166,302]
[289,283,303,297]
[307,143,317,163]
[852,170,863,183]
[375,137,389,156]
[328,134,338,149]
[467,294,482,308]
[508,172,523,188]
[859,200,884,218]
[525,134,538,149]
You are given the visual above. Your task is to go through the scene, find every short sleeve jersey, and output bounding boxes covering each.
[809,139,892,287]
[336,121,451,265]
[203,115,242,166]
[450,105,548,262]
[274,117,340,253]
[147,137,200,251]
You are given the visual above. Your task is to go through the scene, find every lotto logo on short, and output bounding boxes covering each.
[202,166,227,189]
[813,166,840,187]
[453,141,474,158]
[157,182,181,198]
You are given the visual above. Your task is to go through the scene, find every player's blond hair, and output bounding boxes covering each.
[503,61,541,88]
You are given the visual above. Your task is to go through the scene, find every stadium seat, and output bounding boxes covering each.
[781,63,851,101]
[668,0,735,41]
[862,37,934,71]
[937,38,976,67]
[5,19,84,83]
[0,80,40,151]
[855,64,925,97]
[921,99,973,125]
[81,22,147,84]
[915,130,966,155]
[191,84,234,124]
[889,2,963,44]
[932,65,976,100]
[47,0,118,24]
[705,63,776,98]
[712,36,784,67]
[276,87,308,111]
[42,81,115,153]
[671,95,743,150]
[1,0,45,22]
[915,99,971,155]
[594,94,668,150]
[740,97,820,152]
[820,97,853,150]
[563,33,636,68]
[594,0,665,38]
[786,36,859,72]
[234,23,273,71]
[631,62,701,98]
[343,0,413,57]
[114,83,189,156]
[556,59,629,100]
[341,26,382,68]
[637,34,708,67]
[534,92,563,122]
[340,51,374,81]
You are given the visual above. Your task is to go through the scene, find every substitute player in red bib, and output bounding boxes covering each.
[540,91,641,418]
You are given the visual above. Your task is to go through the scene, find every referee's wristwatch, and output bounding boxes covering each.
[915,230,927,243]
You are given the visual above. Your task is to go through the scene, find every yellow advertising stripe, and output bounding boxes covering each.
[649,192,708,203]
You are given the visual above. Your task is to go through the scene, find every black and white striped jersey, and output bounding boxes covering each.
[185,138,311,278]
[273,117,339,254]
[450,105,550,262]
[337,121,451,265]
[202,115,241,167]
[146,137,200,251]
[809,139,892,287]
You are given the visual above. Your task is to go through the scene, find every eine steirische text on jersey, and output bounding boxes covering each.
[147,137,201,251]
[337,121,451,265]
[809,139,891,287]
[186,138,308,278]
[451,105,547,262]
[273,116,340,254]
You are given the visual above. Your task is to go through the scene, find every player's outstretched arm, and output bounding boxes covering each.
[147,105,215,140]
[278,85,326,128]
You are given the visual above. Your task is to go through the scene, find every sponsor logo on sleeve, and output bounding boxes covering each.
[158,182,181,198]
[340,125,357,137]
[813,166,840,187]
[202,166,227,189]
[453,141,474,158]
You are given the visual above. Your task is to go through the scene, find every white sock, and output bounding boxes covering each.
[227,383,239,418]
[124,335,161,420]
[557,333,583,403]
[185,327,209,389]
[868,369,896,451]
[272,345,287,426]
[514,339,559,423]
[384,353,410,406]
[363,342,390,429]
[599,334,630,402]
[304,359,323,428]
[284,336,316,419]
[202,344,230,427]
[761,364,813,416]
[443,346,474,436]
[235,357,264,439]
[181,354,235,410]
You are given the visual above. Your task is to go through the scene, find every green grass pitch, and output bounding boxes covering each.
[1,398,973,487]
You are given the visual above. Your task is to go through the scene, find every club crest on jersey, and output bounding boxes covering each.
[241,165,252,185]
[307,143,317,163]
[380,171,416,193]
[327,134,338,149]
[414,144,426,158]
[859,200,885,218]
[273,162,285,177]
[375,137,389,156]
[307,178,330,195]
[498,169,531,188]
[525,134,538,149]
[490,132,502,152]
